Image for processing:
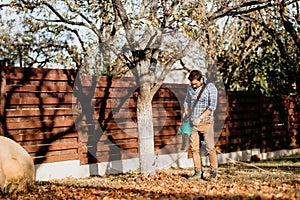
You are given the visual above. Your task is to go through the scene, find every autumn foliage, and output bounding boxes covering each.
[4,154,300,200]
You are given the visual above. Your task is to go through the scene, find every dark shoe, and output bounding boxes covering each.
[189,168,204,180]
[210,169,218,181]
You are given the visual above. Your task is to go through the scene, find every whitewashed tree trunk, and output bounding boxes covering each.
[137,82,156,176]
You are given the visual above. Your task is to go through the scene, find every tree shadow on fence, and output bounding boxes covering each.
[0,67,78,166]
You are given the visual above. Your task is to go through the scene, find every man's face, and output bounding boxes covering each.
[190,79,202,89]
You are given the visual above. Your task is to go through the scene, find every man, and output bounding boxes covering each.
[183,70,218,181]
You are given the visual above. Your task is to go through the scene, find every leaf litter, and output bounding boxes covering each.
[4,154,300,199]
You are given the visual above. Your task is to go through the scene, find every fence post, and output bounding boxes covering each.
[0,60,7,136]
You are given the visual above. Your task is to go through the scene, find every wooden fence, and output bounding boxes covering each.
[223,92,299,153]
[0,64,299,165]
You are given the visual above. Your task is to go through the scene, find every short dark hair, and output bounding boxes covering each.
[188,70,203,81]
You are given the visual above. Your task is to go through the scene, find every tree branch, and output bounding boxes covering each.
[211,0,273,20]
[279,3,300,51]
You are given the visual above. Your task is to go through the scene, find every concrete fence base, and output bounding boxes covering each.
[35,148,300,181]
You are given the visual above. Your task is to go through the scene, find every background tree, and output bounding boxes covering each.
[1,0,299,175]
[0,0,219,175]
[213,0,300,96]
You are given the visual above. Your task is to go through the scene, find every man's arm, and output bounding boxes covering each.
[207,83,218,112]
[183,87,191,118]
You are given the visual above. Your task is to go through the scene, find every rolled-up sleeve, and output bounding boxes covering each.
[207,83,217,111]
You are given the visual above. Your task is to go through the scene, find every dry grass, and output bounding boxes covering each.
[5,154,300,199]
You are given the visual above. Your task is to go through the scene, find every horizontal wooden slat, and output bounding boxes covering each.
[33,153,79,164]
[227,121,259,128]
[11,132,78,142]
[6,85,73,92]
[6,119,74,129]
[228,112,260,120]
[6,108,74,117]
[6,126,76,135]
[23,142,78,153]
[7,96,74,105]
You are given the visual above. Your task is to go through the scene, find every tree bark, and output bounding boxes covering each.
[137,83,156,176]
[0,63,6,136]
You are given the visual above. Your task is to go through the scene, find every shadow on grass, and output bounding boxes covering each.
[250,153,300,174]
[33,180,255,200]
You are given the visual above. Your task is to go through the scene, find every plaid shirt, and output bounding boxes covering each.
[183,82,218,121]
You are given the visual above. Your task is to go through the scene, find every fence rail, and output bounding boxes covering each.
[0,64,299,165]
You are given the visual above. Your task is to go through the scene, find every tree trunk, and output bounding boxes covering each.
[0,64,6,136]
[137,83,156,176]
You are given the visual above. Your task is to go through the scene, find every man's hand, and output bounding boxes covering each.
[192,116,203,126]
[182,109,190,121]
[182,112,189,121]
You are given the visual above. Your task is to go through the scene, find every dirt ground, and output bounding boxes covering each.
[2,154,300,200]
